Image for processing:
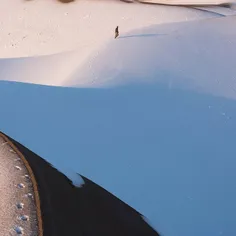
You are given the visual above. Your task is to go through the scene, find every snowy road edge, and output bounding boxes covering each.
[0,132,43,236]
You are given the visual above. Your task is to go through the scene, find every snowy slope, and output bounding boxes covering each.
[0,1,222,86]
[66,16,236,99]
[1,14,236,236]
[0,0,218,59]
[1,0,236,235]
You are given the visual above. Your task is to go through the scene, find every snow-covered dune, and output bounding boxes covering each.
[0,1,235,87]
[0,2,223,86]
[1,15,235,87]
[0,0,219,59]
[1,0,236,236]
[1,15,236,233]
[1,0,234,87]
[66,16,236,99]
[1,69,236,236]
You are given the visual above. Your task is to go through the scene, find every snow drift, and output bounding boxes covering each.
[0,0,236,236]
[0,1,231,86]
[66,16,236,100]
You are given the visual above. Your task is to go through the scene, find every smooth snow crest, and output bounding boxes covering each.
[0,0,236,236]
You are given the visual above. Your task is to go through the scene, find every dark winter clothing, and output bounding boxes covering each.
[115,26,119,39]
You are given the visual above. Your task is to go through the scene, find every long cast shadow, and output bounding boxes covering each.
[119,33,167,39]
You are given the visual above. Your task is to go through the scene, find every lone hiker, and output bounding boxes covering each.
[115,26,119,39]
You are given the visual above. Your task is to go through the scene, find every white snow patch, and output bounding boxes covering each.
[53,164,85,187]
[73,174,85,188]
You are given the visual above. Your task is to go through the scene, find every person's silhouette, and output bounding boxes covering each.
[115,26,119,39]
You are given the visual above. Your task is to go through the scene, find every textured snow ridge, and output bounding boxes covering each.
[0,0,228,87]
[0,136,39,235]
[0,0,218,59]
[66,15,236,100]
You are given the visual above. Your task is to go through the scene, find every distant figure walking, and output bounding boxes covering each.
[115,26,119,39]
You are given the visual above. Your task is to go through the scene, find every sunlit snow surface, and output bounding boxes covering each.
[0,0,236,235]
[0,0,218,59]
[66,16,236,99]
